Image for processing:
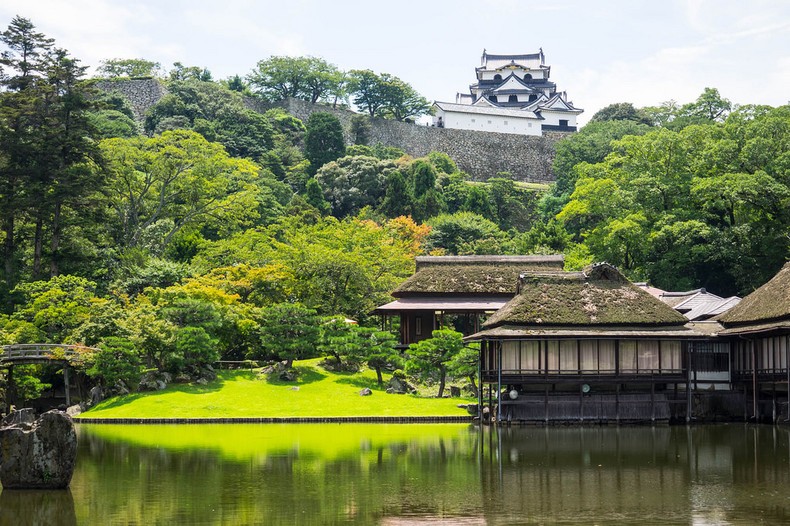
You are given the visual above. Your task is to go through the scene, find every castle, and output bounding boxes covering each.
[433,49,582,136]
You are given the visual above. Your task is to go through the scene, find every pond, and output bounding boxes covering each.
[2,423,790,525]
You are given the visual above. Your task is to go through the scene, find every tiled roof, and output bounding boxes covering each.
[434,101,541,119]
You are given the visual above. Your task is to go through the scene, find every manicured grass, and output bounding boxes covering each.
[77,358,473,419]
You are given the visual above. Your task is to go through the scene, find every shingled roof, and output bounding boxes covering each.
[392,255,564,297]
[482,263,688,328]
[718,261,790,326]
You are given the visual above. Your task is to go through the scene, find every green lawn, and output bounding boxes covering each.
[77,358,473,419]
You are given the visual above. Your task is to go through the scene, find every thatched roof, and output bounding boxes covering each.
[482,263,688,329]
[392,255,564,296]
[718,261,790,326]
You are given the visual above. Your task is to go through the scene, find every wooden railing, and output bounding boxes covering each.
[0,344,95,364]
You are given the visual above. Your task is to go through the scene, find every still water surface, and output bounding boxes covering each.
[2,423,790,525]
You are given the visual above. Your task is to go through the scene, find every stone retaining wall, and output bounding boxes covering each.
[98,79,567,183]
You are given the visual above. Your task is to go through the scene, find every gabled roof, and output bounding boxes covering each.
[489,74,541,94]
[392,255,564,297]
[480,50,545,70]
[433,101,541,119]
[672,292,740,321]
[533,93,583,114]
[718,261,790,326]
[482,263,688,328]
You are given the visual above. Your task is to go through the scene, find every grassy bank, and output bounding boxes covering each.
[77,358,473,419]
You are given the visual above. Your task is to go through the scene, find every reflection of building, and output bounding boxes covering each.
[432,49,582,136]
[468,263,707,423]
[374,255,563,347]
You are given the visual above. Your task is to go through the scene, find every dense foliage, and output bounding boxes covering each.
[1,15,788,407]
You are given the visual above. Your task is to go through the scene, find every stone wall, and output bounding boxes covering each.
[96,78,168,122]
[100,79,565,183]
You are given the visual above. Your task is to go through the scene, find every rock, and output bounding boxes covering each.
[359,388,373,396]
[1,407,36,427]
[65,405,82,417]
[279,369,297,382]
[88,385,103,406]
[386,387,394,394]
[450,386,462,398]
[388,375,415,394]
[0,409,77,489]
[195,378,208,386]
[457,403,479,416]
[290,386,300,391]
[138,371,170,392]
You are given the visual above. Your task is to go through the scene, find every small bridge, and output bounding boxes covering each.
[1,344,97,407]
[0,344,95,365]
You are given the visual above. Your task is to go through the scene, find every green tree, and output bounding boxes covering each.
[304,112,345,174]
[248,55,343,103]
[87,337,143,388]
[315,156,393,217]
[425,212,507,254]
[379,170,413,218]
[407,329,464,397]
[144,80,275,161]
[304,178,331,214]
[255,302,320,368]
[100,129,263,251]
[379,74,431,121]
[590,102,652,125]
[348,69,388,117]
[168,62,212,82]
[448,342,479,397]
[356,327,399,385]
[97,58,160,78]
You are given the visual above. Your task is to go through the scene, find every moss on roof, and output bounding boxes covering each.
[718,261,790,325]
[483,263,687,328]
[393,256,565,296]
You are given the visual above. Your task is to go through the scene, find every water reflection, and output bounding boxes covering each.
[0,489,76,526]
[3,424,789,525]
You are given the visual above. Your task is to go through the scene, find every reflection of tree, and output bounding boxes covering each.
[73,425,480,524]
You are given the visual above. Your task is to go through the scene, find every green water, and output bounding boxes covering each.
[2,424,790,525]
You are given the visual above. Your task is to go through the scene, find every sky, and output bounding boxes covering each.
[1,0,788,124]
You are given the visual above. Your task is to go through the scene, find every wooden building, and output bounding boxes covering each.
[717,262,790,421]
[467,263,709,423]
[374,255,564,347]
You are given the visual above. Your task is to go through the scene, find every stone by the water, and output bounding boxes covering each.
[0,409,77,489]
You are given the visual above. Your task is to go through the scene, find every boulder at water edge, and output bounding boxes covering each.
[0,409,77,489]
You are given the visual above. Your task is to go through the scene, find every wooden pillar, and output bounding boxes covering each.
[686,343,692,423]
[497,343,502,426]
[478,340,483,419]
[63,363,71,407]
[752,342,758,421]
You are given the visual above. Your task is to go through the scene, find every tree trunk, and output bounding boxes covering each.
[467,375,479,398]
[3,215,15,288]
[32,215,44,279]
[437,366,446,398]
[49,201,62,277]
[376,367,383,385]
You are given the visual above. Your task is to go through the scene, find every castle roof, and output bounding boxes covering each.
[480,50,545,70]
[434,101,541,119]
